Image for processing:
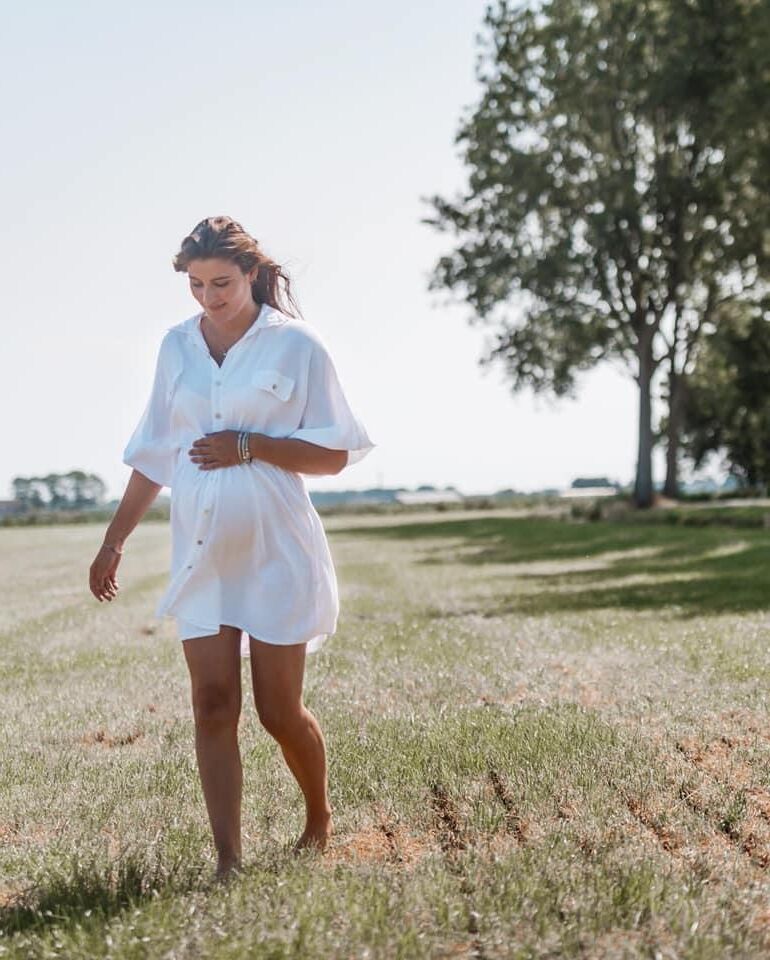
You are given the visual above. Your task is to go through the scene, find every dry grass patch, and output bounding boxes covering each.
[80,728,145,748]
[622,726,770,883]
[326,822,435,867]
[624,796,687,855]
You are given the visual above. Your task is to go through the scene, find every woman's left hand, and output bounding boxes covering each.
[189,431,243,470]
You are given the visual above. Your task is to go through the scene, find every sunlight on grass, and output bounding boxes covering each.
[2,513,770,957]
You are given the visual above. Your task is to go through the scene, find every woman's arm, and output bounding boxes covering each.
[103,469,164,549]
[89,469,163,602]
[188,431,347,475]
[247,434,347,475]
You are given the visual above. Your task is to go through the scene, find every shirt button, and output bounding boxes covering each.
[215,413,222,418]
[215,380,221,386]
[186,564,193,570]
[196,539,203,545]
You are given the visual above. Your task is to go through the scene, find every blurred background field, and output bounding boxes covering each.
[3,510,770,958]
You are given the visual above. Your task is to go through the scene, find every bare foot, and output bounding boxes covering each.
[292,814,333,854]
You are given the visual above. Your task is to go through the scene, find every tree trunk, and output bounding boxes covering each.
[663,371,683,499]
[634,329,655,508]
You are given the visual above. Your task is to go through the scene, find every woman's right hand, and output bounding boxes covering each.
[89,545,122,602]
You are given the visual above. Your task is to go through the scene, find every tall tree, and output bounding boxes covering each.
[657,0,770,496]
[423,0,770,506]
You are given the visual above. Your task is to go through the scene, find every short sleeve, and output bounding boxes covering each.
[122,333,183,487]
[288,338,375,469]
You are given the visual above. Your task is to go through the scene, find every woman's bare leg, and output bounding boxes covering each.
[182,626,243,877]
[248,637,333,851]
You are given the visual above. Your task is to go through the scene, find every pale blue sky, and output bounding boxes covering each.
[1,0,667,500]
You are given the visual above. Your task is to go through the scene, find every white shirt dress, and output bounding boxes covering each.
[123,303,374,657]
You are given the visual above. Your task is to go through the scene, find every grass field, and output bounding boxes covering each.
[2,509,770,958]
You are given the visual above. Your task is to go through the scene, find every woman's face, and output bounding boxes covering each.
[187,257,257,322]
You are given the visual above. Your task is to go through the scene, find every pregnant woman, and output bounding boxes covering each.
[88,215,374,880]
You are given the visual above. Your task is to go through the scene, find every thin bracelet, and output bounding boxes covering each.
[102,543,123,555]
[238,431,253,463]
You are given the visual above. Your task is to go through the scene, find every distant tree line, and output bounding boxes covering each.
[12,471,107,510]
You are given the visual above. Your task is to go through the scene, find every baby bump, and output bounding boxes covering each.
[171,459,315,565]
[209,464,269,560]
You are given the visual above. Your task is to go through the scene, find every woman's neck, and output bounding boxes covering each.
[202,302,261,343]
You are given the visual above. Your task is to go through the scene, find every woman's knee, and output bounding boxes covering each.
[257,702,306,741]
[192,683,241,733]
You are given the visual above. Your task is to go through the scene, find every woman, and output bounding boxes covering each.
[88,216,374,880]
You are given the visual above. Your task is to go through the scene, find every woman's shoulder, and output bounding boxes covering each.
[165,312,200,341]
[148,313,202,359]
[267,309,332,356]
[141,315,198,371]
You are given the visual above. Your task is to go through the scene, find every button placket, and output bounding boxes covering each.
[188,501,213,571]
[212,371,223,425]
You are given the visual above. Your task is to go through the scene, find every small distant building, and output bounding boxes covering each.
[0,499,24,516]
[560,477,621,499]
[394,488,464,506]
[309,488,400,509]
[307,486,465,510]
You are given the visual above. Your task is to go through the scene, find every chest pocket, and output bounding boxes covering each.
[252,368,295,402]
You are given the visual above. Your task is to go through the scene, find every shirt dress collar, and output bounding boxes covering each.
[181,303,288,355]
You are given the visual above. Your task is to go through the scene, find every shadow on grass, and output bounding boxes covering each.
[335,516,770,617]
[0,849,203,938]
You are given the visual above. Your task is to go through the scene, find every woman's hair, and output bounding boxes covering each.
[172,216,302,319]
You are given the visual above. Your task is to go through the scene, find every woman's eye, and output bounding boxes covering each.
[215,281,229,288]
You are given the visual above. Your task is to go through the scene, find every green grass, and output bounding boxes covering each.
[3,510,770,957]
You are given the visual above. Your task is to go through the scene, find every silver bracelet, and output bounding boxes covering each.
[102,543,123,555]
[238,431,252,463]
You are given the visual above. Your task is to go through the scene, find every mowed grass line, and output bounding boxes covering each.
[2,511,770,957]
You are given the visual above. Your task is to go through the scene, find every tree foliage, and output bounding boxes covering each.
[12,471,107,510]
[423,0,770,505]
[679,309,770,490]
